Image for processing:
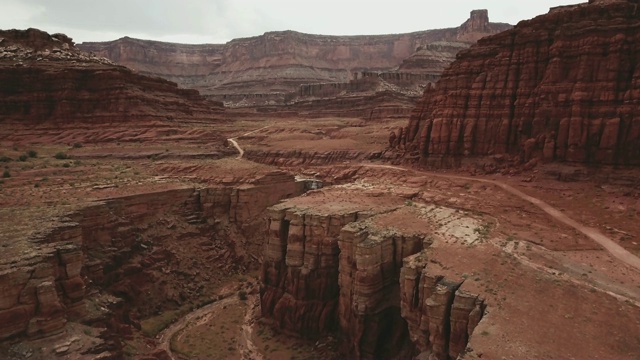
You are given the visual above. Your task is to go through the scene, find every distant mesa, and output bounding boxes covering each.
[77,10,511,107]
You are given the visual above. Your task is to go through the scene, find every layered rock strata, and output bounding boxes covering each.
[400,0,640,167]
[260,189,486,359]
[79,11,511,106]
[337,219,426,358]
[0,172,304,344]
[0,28,223,127]
[400,254,485,360]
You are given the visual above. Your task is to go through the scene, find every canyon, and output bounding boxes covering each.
[78,10,511,109]
[2,1,640,359]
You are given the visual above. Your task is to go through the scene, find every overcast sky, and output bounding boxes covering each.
[2,0,580,44]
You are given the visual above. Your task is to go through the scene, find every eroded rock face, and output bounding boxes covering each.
[401,0,640,167]
[0,29,223,128]
[0,173,304,344]
[400,254,485,360]
[261,206,357,337]
[78,12,510,106]
[260,190,486,359]
[338,221,426,359]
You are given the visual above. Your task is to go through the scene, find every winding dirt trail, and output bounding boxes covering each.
[227,125,272,160]
[156,295,263,360]
[228,138,244,159]
[361,164,640,271]
[156,298,234,359]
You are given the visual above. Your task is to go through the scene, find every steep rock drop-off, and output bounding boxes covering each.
[0,29,222,131]
[79,11,511,106]
[397,0,640,167]
[260,186,488,359]
[0,170,308,358]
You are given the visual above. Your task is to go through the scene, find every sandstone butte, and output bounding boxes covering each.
[393,0,640,168]
[1,1,640,360]
[78,10,511,106]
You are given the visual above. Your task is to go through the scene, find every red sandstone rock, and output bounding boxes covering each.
[78,12,510,106]
[399,254,485,360]
[402,0,640,167]
[0,29,223,133]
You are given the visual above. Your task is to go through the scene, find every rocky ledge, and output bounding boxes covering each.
[396,0,640,167]
[0,28,223,128]
[79,11,511,106]
[260,184,487,359]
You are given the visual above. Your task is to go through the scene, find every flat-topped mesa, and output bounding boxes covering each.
[459,10,490,35]
[0,29,224,129]
[398,0,640,168]
[78,12,511,106]
[0,28,74,51]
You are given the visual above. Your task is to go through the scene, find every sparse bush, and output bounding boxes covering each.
[27,150,37,158]
[54,152,68,160]
[0,156,12,162]
[238,290,248,301]
[34,183,40,188]
[18,154,28,162]
[72,143,83,149]
[63,163,71,168]
[2,170,10,178]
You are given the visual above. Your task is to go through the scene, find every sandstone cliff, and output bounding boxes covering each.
[78,11,511,106]
[0,28,223,128]
[399,0,640,167]
[0,171,304,356]
[260,187,487,359]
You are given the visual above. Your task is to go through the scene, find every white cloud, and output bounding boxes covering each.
[1,0,581,44]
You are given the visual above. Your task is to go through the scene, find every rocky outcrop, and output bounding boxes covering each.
[0,28,223,130]
[400,254,485,360]
[260,190,487,359]
[78,12,511,106]
[245,149,382,167]
[254,90,421,121]
[0,172,305,343]
[400,0,640,167]
[260,206,357,337]
[338,220,426,359]
[398,42,469,74]
[0,245,83,340]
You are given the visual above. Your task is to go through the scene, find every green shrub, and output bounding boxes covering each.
[2,170,10,178]
[72,143,83,149]
[63,163,71,168]
[27,150,37,158]
[54,152,68,160]
[0,156,11,163]
[18,154,28,162]
[238,290,248,301]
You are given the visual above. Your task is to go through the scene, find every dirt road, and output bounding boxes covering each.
[156,295,263,360]
[362,164,640,271]
[227,138,244,159]
[227,126,271,160]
